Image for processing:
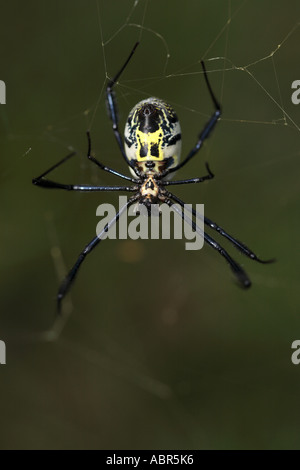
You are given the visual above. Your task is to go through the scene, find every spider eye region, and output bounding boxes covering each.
[124,97,182,173]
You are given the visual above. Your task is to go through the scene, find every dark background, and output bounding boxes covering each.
[0,0,300,449]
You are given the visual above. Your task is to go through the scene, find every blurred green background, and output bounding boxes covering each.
[0,0,300,449]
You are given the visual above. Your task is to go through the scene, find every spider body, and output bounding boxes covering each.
[125,97,182,209]
[32,42,273,313]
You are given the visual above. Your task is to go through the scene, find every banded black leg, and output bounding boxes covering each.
[165,196,252,288]
[163,163,214,186]
[170,192,274,264]
[203,215,275,263]
[106,42,140,176]
[32,151,76,180]
[33,179,137,192]
[32,151,137,192]
[163,61,221,178]
[57,195,138,313]
[86,131,139,183]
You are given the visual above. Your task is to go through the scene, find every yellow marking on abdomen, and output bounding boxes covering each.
[136,128,164,162]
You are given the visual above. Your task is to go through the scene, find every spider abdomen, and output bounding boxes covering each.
[124,97,182,176]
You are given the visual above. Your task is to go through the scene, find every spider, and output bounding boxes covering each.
[33,42,273,313]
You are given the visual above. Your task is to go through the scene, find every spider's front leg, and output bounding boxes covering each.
[106,42,140,177]
[164,61,221,178]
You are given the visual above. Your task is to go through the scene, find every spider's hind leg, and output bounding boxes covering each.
[57,194,139,314]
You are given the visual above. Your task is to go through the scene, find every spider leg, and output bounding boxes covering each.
[164,61,221,178]
[33,178,137,192]
[165,195,252,288]
[106,42,140,176]
[86,131,139,183]
[202,215,275,264]
[32,150,137,192]
[32,151,77,180]
[57,194,138,313]
[170,192,275,264]
[163,162,214,186]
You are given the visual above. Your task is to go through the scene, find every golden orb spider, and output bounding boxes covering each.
[33,42,273,313]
